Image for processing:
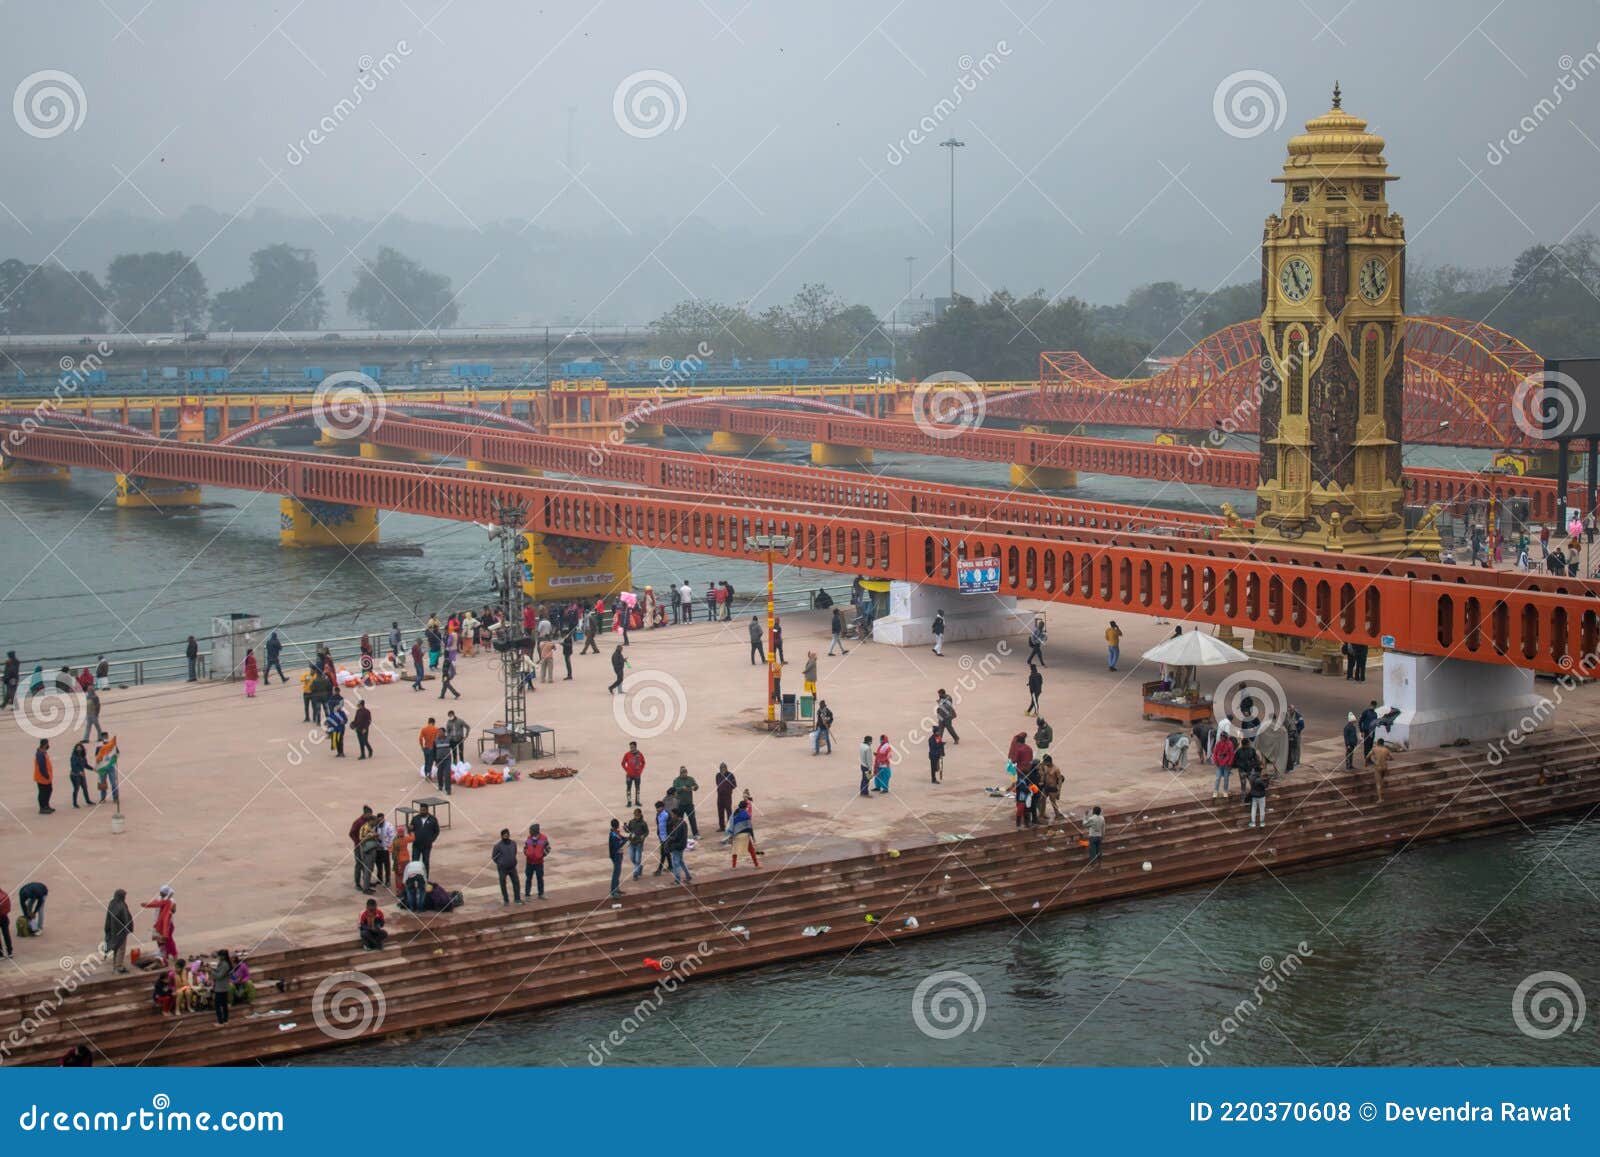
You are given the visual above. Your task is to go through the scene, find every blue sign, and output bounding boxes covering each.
[959,557,1000,594]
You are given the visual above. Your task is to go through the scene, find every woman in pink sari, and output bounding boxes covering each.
[242,649,259,697]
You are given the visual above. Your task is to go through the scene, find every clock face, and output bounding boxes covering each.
[1279,257,1313,303]
[1358,257,1390,302]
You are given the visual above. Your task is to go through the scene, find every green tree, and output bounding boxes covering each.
[0,259,105,333]
[910,291,1145,382]
[346,247,458,329]
[211,244,326,331]
[105,251,208,332]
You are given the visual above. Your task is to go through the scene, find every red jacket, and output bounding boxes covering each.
[1212,736,1238,768]
[622,751,645,778]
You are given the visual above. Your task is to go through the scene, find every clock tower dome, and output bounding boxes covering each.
[1254,85,1432,557]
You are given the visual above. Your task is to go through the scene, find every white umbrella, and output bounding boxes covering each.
[1140,631,1249,667]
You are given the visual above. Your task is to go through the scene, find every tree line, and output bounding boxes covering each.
[0,245,460,334]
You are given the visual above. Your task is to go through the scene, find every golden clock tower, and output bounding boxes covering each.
[1254,85,1434,558]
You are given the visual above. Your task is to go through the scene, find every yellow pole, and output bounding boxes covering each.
[766,551,776,722]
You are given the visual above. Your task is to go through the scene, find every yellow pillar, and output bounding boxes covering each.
[359,442,432,463]
[1009,463,1078,490]
[707,430,781,455]
[279,497,380,547]
[0,459,70,483]
[520,532,632,603]
[810,442,874,466]
[627,423,666,442]
[466,460,543,476]
[115,475,203,508]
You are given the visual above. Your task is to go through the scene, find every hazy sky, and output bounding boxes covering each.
[4,0,1600,323]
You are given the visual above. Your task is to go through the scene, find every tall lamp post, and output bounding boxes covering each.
[939,138,965,300]
[746,533,793,725]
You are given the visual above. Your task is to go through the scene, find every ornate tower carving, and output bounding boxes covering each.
[1255,85,1428,557]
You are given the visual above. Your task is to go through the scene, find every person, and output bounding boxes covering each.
[79,685,105,743]
[0,887,10,959]
[608,644,627,693]
[351,698,374,759]
[748,615,765,665]
[350,806,380,893]
[372,810,395,890]
[828,606,849,656]
[95,655,110,691]
[669,581,682,625]
[936,689,960,744]
[426,615,442,669]
[1351,642,1369,683]
[1370,737,1391,803]
[772,616,786,663]
[445,711,469,765]
[1342,641,1357,680]
[667,808,693,883]
[930,609,946,656]
[1027,618,1046,666]
[461,610,479,656]
[622,741,645,806]
[142,885,175,961]
[492,828,524,904]
[1247,765,1270,828]
[68,741,93,808]
[93,734,120,804]
[59,1043,93,1067]
[33,737,54,814]
[409,804,440,874]
[211,949,234,1025]
[1211,729,1238,798]
[325,694,348,757]
[1038,755,1065,821]
[672,765,700,837]
[402,858,428,911]
[539,635,556,684]
[608,818,627,897]
[1025,662,1043,715]
[872,734,893,793]
[1084,806,1105,865]
[263,630,286,684]
[721,581,735,621]
[309,668,332,723]
[185,635,199,682]
[802,650,817,698]
[560,623,575,680]
[389,621,404,662]
[1014,759,1037,828]
[583,607,602,654]
[419,717,441,784]
[152,967,176,1015]
[1334,710,1358,770]
[928,726,946,784]
[437,652,460,700]
[727,797,759,868]
[1105,620,1122,670]
[2,649,19,709]
[858,734,874,797]
[359,898,388,951]
[653,799,673,875]
[410,639,426,691]
[1285,705,1304,772]
[433,724,454,794]
[523,823,551,900]
[812,698,834,755]
[1033,715,1053,757]
[101,888,133,973]
[1359,700,1380,764]
[714,764,738,830]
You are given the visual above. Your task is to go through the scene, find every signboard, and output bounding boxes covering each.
[958,557,1001,595]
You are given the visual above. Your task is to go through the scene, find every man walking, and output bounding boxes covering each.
[352,698,373,759]
[812,698,834,755]
[583,607,602,654]
[622,741,645,806]
[437,653,460,700]
[1025,662,1043,715]
[828,606,849,656]
[1105,620,1122,671]
[671,765,700,838]
[82,686,105,743]
[748,615,765,665]
[523,823,551,900]
[931,609,946,657]
[936,689,960,744]
[493,829,524,904]
[714,763,738,830]
[608,644,626,693]
[1027,618,1047,667]
[409,804,440,874]
[264,630,286,684]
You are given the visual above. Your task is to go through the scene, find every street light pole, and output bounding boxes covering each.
[746,534,793,725]
[939,138,965,300]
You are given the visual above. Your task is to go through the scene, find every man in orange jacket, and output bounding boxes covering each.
[33,739,54,815]
[418,718,440,784]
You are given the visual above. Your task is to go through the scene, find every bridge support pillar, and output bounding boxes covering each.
[466,460,543,477]
[811,442,873,467]
[1381,651,1541,749]
[115,475,202,508]
[1248,631,1346,676]
[871,581,1030,648]
[520,532,631,604]
[0,458,70,483]
[1009,463,1078,490]
[360,442,432,464]
[626,423,667,442]
[707,430,780,455]
[279,498,379,548]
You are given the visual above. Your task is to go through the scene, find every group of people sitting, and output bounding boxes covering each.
[150,949,256,1024]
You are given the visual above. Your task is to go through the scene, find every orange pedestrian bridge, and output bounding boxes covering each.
[4,419,1598,690]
